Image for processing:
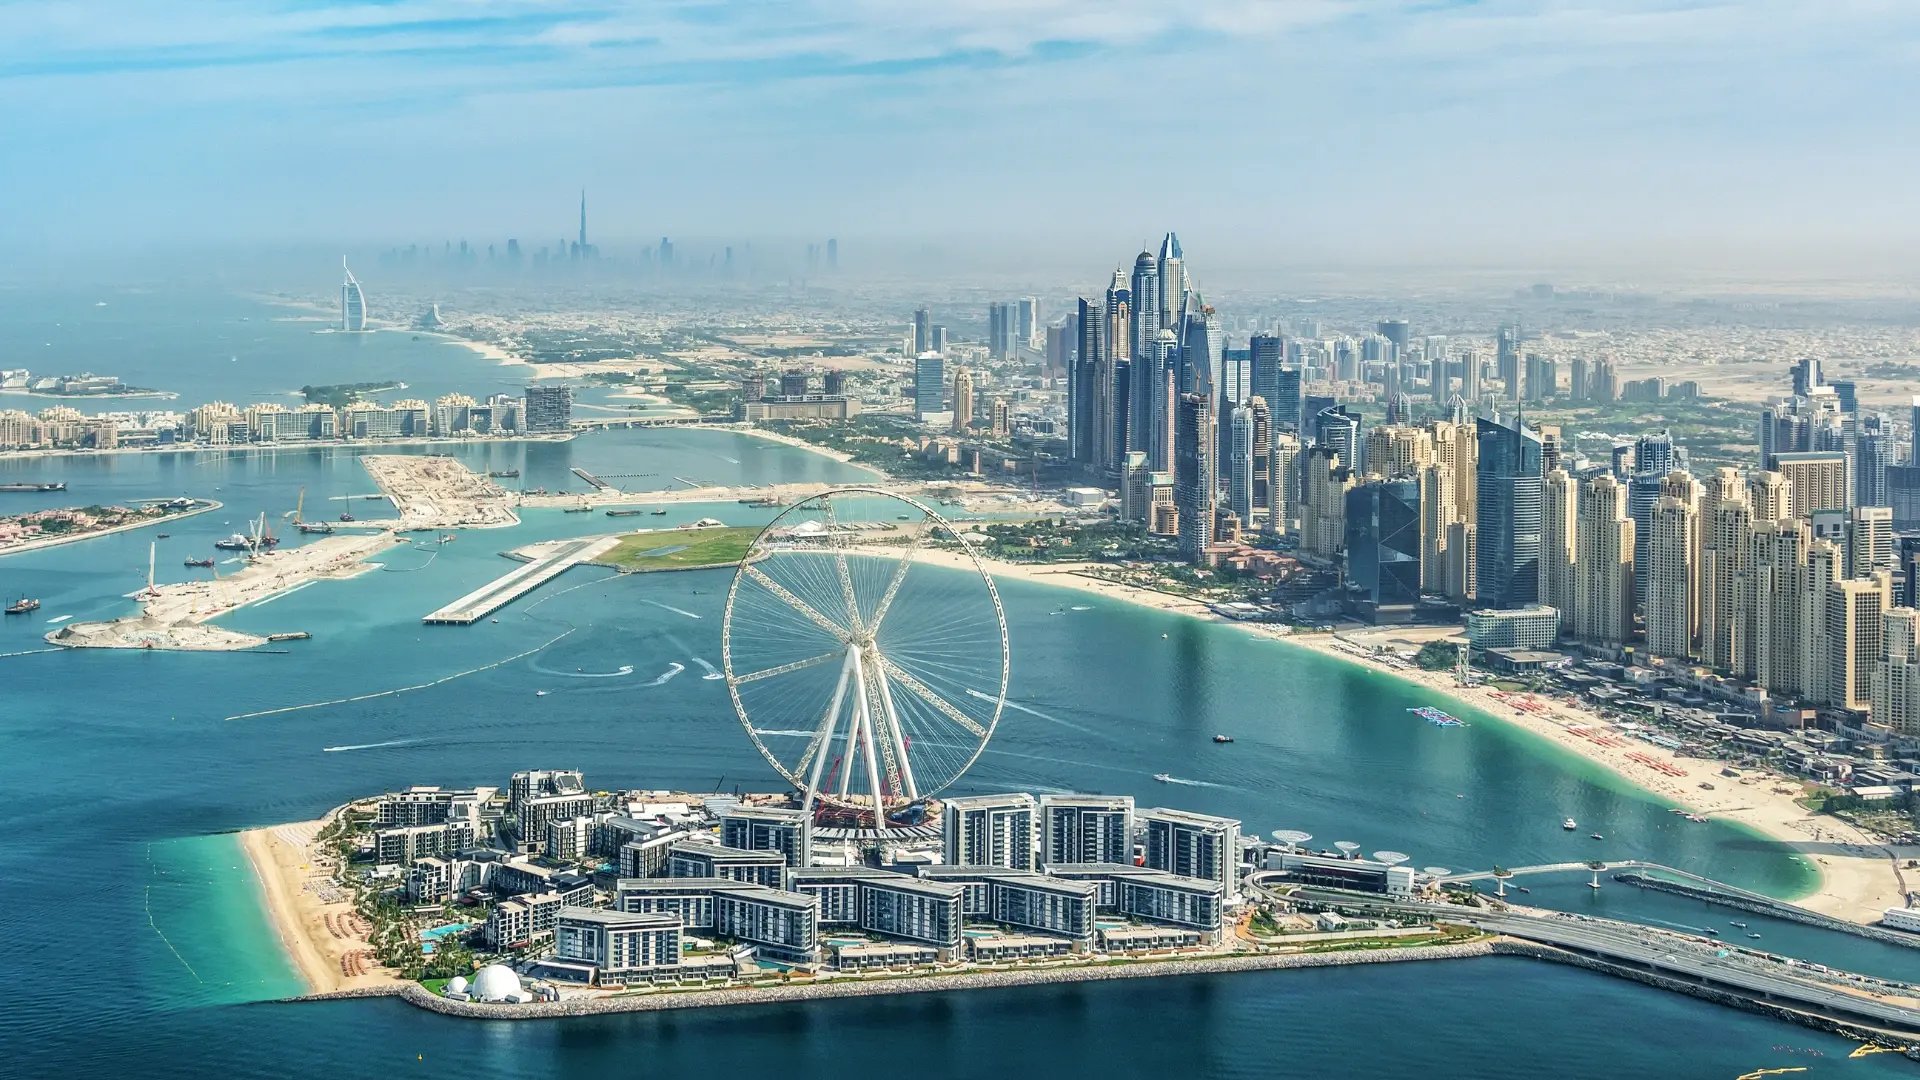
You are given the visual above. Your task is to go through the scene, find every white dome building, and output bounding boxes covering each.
[444,976,469,997]
[470,964,530,1004]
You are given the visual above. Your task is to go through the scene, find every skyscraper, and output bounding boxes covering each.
[1827,576,1891,711]
[914,355,946,420]
[1140,805,1239,901]
[1128,252,1159,365]
[913,308,932,356]
[339,258,367,331]
[1012,296,1039,350]
[1574,473,1635,646]
[1474,416,1545,609]
[1156,233,1185,329]
[1646,491,1700,660]
[1175,393,1215,562]
[1313,406,1360,470]
[1541,468,1578,633]
[523,384,572,432]
[951,368,974,433]
[1227,402,1256,526]
[577,189,588,252]
[1070,298,1103,464]
[1344,477,1422,623]
[1872,607,1920,737]
[1701,470,1757,675]
[1376,319,1410,354]
[987,302,1017,360]
[1774,451,1851,518]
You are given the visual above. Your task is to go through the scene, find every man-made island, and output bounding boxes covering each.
[0,496,218,558]
[246,771,1920,1051]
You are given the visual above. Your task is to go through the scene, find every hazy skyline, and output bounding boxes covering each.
[4,1,1917,276]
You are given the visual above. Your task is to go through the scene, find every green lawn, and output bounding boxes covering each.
[598,526,759,572]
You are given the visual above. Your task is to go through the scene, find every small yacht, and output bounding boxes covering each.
[1562,818,1578,830]
[1590,833,1605,840]
[1212,734,1234,744]
[534,689,549,698]
[1729,921,1747,928]
[1748,933,1762,940]
[1152,773,1173,783]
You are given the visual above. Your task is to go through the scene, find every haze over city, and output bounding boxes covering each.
[5,0,1919,281]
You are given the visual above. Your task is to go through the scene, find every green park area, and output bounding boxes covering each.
[596,526,760,572]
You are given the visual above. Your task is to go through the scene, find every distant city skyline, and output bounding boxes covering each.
[2,1,1918,276]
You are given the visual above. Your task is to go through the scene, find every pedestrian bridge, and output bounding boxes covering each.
[1435,861,1786,903]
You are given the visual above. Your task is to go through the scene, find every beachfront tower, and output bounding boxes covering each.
[340,258,367,331]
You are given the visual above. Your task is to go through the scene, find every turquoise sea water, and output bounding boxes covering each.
[0,294,1913,1078]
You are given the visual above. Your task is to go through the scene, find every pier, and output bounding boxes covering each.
[422,536,618,624]
[571,467,612,491]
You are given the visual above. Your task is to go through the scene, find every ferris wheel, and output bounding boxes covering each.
[721,487,1009,829]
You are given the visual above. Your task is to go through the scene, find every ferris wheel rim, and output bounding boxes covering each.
[720,485,1009,808]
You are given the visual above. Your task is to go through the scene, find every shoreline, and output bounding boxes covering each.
[728,423,869,468]
[239,815,399,996]
[910,550,1911,925]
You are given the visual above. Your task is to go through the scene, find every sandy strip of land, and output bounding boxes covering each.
[906,549,1914,924]
[241,817,397,996]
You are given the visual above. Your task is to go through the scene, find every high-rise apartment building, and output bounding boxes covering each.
[1070,298,1103,464]
[1541,468,1578,634]
[1227,402,1257,526]
[1645,493,1700,659]
[1037,794,1134,866]
[1826,575,1891,712]
[523,384,573,433]
[1872,607,1920,737]
[1774,451,1851,518]
[942,793,1036,870]
[1141,807,1241,902]
[1175,393,1216,562]
[1574,474,1635,646]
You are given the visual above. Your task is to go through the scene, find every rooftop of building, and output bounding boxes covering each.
[1141,806,1242,829]
[556,906,680,929]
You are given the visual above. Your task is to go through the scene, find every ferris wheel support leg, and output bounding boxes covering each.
[872,660,918,801]
[802,647,858,816]
[849,647,889,835]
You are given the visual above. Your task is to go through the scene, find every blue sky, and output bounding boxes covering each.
[2,0,1916,271]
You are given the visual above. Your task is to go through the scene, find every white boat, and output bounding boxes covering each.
[534,689,549,697]
[1153,773,1173,783]
[1562,818,1578,830]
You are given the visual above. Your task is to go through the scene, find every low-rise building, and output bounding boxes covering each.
[1465,605,1560,650]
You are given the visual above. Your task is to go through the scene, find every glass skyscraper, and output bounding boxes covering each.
[1474,416,1545,609]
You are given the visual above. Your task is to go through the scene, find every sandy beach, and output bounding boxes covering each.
[240,816,397,995]
[730,423,866,466]
[907,550,1914,925]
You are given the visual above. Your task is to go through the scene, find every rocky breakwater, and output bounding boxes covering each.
[367,942,1498,1021]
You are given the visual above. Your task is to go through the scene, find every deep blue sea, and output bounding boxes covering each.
[0,290,1913,1079]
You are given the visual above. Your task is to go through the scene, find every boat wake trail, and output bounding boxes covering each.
[1155,775,1220,788]
[529,663,635,679]
[224,627,577,721]
[645,600,703,620]
[642,662,686,686]
[0,646,60,659]
[45,614,72,624]
[966,689,1100,737]
[689,656,723,680]
[322,738,424,753]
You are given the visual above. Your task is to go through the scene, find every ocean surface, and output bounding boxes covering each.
[0,293,1914,1078]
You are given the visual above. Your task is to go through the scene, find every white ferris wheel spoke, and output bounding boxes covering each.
[822,497,865,634]
[866,529,931,637]
[873,658,918,799]
[731,649,842,685]
[742,563,851,644]
[879,656,987,738]
[859,652,905,799]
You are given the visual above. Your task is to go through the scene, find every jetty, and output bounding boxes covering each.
[422,535,618,624]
